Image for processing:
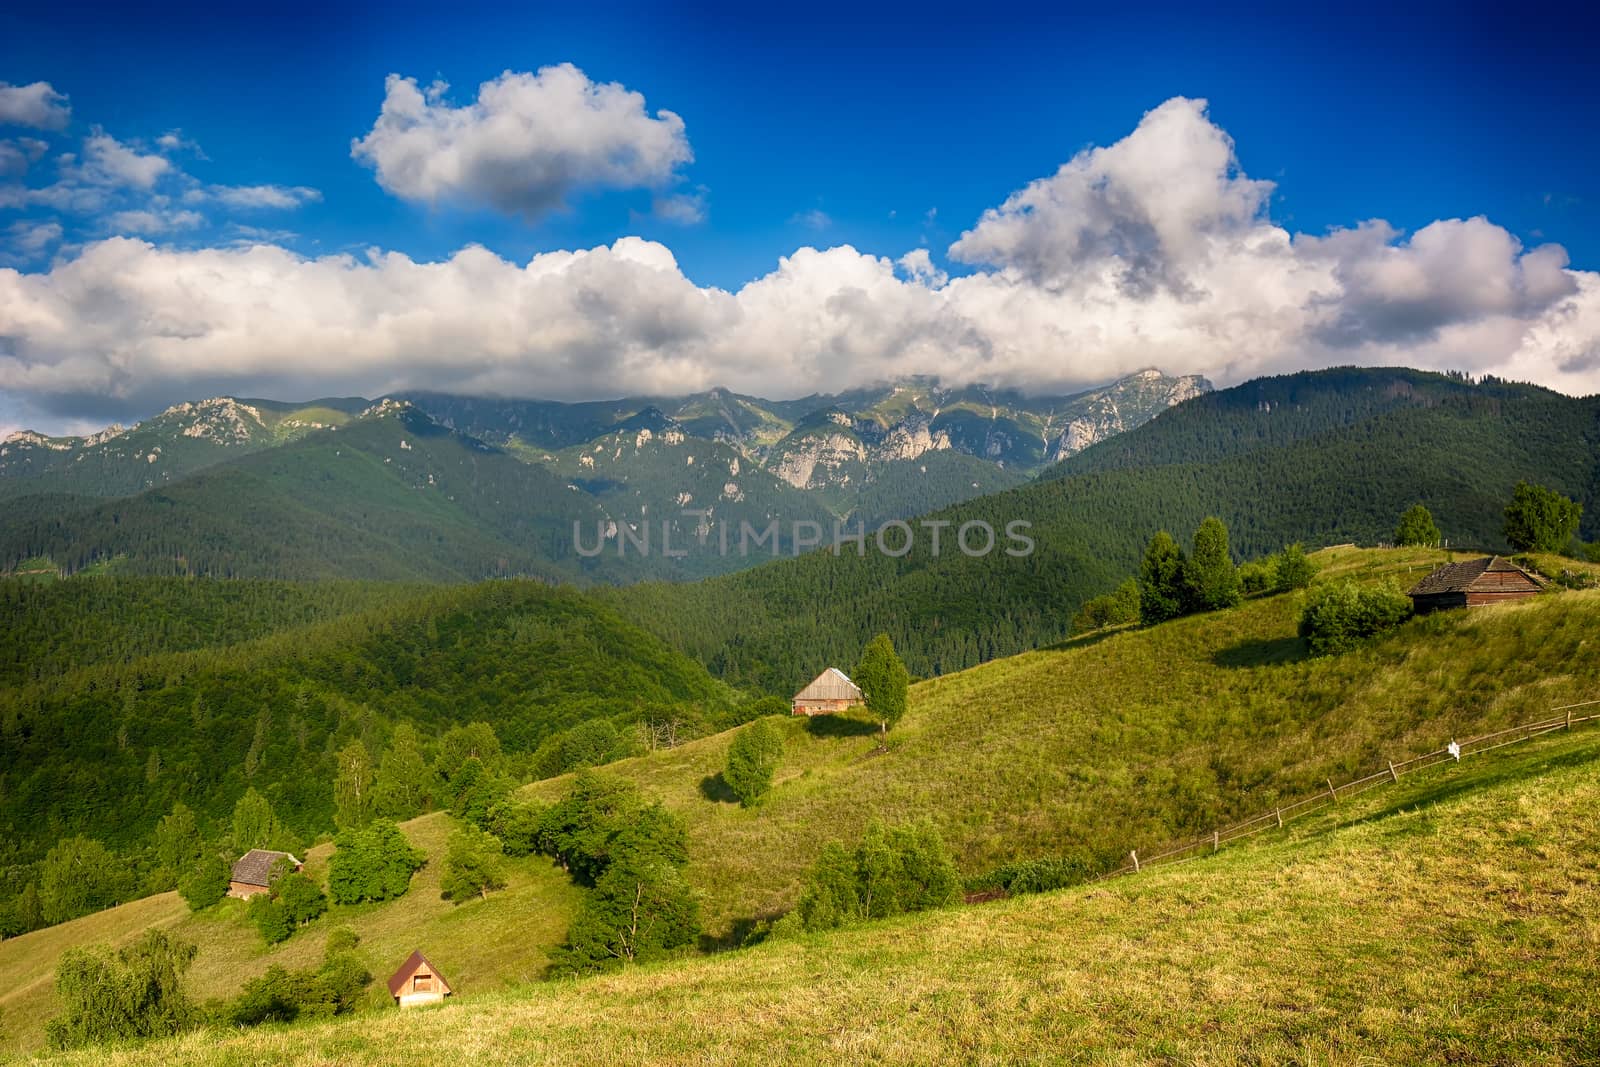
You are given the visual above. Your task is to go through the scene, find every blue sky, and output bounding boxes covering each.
[2,3,1599,433]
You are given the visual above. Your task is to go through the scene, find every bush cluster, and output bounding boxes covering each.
[1298,581,1414,656]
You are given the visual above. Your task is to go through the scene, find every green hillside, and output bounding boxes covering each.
[0,577,424,686]
[5,547,1599,1060]
[0,405,651,583]
[605,367,1599,690]
[0,580,741,869]
[0,811,583,1058]
[22,693,1600,1065]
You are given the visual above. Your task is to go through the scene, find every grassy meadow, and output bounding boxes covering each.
[5,545,1597,1060]
[526,546,1600,939]
[0,814,583,1057]
[24,713,1600,1065]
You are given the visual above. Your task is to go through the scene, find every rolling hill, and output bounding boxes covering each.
[12,617,1600,1062]
[5,547,1598,1060]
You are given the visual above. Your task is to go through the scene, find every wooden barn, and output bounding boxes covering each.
[387,950,453,1008]
[228,849,302,899]
[792,667,865,715]
[1407,556,1547,614]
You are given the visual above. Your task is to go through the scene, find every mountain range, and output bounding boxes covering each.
[0,370,1207,581]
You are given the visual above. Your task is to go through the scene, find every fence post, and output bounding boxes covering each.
[1212,830,1220,852]
[1327,778,1338,802]
[1388,760,1400,783]
[1568,708,1574,730]
[1275,808,1283,829]
[1130,850,1140,872]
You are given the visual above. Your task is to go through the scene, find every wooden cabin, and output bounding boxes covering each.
[1407,556,1547,614]
[228,849,302,899]
[792,667,865,715]
[387,950,453,1008]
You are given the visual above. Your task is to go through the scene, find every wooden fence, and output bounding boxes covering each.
[1100,699,1600,880]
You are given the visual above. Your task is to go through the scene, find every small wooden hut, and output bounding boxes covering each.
[227,849,302,899]
[1407,556,1546,614]
[387,950,453,1008]
[792,667,865,715]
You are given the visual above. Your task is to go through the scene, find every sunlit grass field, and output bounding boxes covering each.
[6,546,1597,1060]
[27,716,1600,1065]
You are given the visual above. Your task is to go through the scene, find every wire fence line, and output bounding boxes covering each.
[1095,699,1600,881]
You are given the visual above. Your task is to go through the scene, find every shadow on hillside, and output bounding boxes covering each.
[701,910,786,952]
[1340,741,1600,833]
[1212,635,1306,669]
[1040,628,1125,654]
[698,773,739,804]
[803,714,882,739]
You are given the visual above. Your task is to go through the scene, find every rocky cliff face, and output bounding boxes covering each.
[1045,370,1210,463]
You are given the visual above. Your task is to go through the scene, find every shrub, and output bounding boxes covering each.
[1071,578,1142,633]
[46,930,197,1050]
[275,872,327,927]
[1237,559,1276,596]
[1273,543,1317,591]
[1298,581,1413,656]
[966,855,1088,896]
[327,821,425,905]
[248,894,292,945]
[724,719,785,807]
[733,694,791,725]
[789,820,961,933]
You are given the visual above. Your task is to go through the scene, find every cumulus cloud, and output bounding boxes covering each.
[79,130,171,189]
[651,190,706,225]
[351,65,692,218]
[0,81,71,130]
[2,219,62,262]
[1,96,1596,430]
[105,208,204,234]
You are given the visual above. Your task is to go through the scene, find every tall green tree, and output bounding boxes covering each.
[38,837,129,925]
[1503,482,1583,552]
[1183,516,1242,612]
[230,788,281,855]
[557,857,699,971]
[1138,531,1186,624]
[854,633,909,734]
[440,825,508,903]
[333,740,375,829]
[723,719,785,807]
[373,724,435,820]
[151,802,204,890]
[327,821,425,905]
[46,930,197,1049]
[1394,504,1442,547]
[178,853,231,912]
[435,722,502,783]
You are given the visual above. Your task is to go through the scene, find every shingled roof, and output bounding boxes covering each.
[794,667,864,702]
[230,848,300,888]
[1407,556,1546,596]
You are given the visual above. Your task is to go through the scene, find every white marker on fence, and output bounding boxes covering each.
[1448,740,1461,762]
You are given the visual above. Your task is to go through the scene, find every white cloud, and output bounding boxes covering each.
[792,208,831,230]
[651,190,706,225]
[104,209,204,235]
[2,219,62,263]
[351,65,692,218]
[0,137,48,177]
[0,81,71,131]
[79,130,171,189]
[1,96,1596,430]
[203,184,323,209]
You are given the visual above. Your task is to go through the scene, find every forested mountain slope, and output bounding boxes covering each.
[0,580,740,867]
[605,368,1600,690]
